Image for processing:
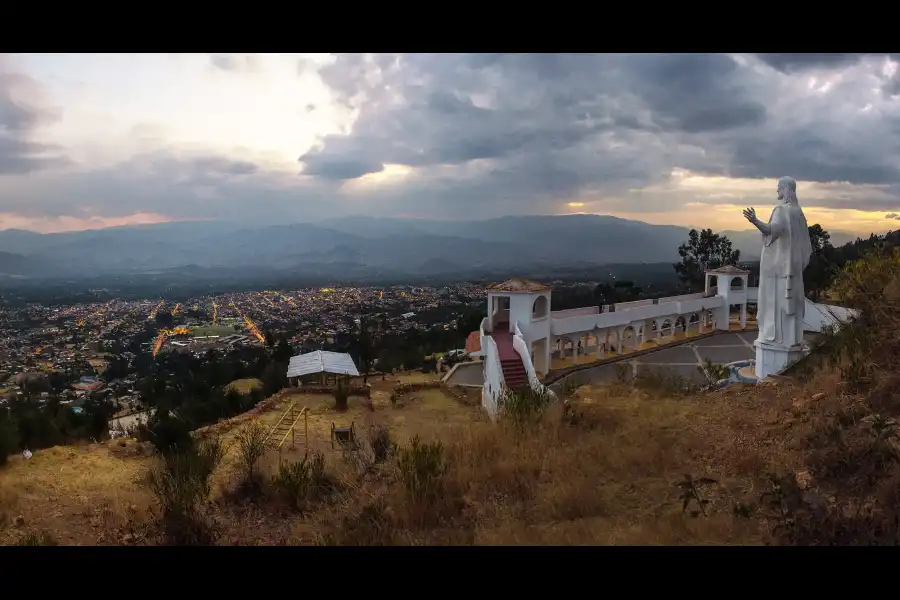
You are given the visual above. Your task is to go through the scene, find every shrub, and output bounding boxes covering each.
[147,436,225,545]
[812,247,900,395]
[769,247,900,545]
[0,411,17,467]
[328,499,395,546]
[224,388,244,415]
[271,451,328,510]
[15,531,58,546]
[141,410,193,455]
[234,422,269,489]
[633,368,695,396]
[497,387,554,427]
[614,362,633,383]
[396,435,448,505]
[368,425,394,464]
[699,359,730,382]
[421,357,437,374]
[558,378,580,399]
[333,379,350,411]
[248,387,266,407]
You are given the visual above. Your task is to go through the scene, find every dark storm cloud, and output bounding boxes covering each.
[302,53,764,205]
[755,54,870,73]
[297,52,900,215]
[6,149,336,223]
[619,53,767,133]
[11,52,900,224]
[0,60,68,175]
[301,154,385,180]
[884,76,900,97]
[729,129,900,186]
[756,53,900,99]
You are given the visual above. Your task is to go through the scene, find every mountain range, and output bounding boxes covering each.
[0,215,858,281]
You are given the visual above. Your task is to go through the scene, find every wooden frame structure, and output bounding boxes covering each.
[265,402,309,458]
[330,421,357,452]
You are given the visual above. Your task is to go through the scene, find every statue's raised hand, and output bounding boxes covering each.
[742,207,757,223]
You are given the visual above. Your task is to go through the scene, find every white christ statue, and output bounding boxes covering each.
[742,176,813,377]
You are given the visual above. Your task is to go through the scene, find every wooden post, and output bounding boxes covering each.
[304,409,309,451]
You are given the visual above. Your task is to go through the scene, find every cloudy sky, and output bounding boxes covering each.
[2,52,900,235]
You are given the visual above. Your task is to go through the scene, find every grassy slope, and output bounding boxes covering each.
[2,368,826,546]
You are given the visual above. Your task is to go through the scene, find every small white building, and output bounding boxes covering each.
[286,350,360,387]
[484,278,553,375]
[704,264,751,330]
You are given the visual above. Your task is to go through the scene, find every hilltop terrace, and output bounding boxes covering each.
[476,268,756,376]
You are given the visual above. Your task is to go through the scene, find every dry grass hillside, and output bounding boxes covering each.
[4,249,900,546]
[0,368,866,546]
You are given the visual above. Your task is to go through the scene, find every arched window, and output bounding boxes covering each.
[532,295,549,319]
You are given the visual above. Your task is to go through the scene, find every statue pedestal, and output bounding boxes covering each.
[754,340,805,379]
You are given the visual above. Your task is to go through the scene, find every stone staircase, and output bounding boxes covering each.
[491,322,529,393]
[499,355,528,391]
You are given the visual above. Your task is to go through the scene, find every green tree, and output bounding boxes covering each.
[262,327,275,349]
[0,407,18,466]
[455,309,483,339]
[272,336,293,364]
[261,362,286,397]
[352,317,376,384]
[808,223,831,253]
[674,229,741,291]
[804,224,835,302]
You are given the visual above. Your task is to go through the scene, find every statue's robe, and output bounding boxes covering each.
[757,202,813,346]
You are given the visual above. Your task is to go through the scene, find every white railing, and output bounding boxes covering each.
[548,290,763,337]
[480,317,504,419]
[803,299,859,333]
[478,286,766,419]
[614,299,656,311]
[513,321,557,402]
[661,292,706,303]
[551,297,720,336]
[550,306,600,318]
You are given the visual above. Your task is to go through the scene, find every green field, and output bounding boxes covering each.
[190,325,239,337]
[226,378,263,394]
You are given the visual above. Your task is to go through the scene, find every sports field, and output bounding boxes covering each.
[190,325,239,337]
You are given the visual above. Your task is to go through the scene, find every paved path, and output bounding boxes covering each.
[632,331,757,383]
[551,331,820,388]
[443,361,484,386]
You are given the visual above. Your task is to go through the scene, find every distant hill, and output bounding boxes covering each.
[0,251,51,278]
[0,215,861,281]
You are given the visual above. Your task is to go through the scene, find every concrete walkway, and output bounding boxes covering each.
[443,361,484,386]
[632,331,758,383]
[550,331,820,389]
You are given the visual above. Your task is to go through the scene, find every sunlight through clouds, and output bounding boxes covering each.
[3,53,900,234]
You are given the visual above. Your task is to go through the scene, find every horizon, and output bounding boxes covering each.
[3,53,900,236]
[0,212,873,239]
